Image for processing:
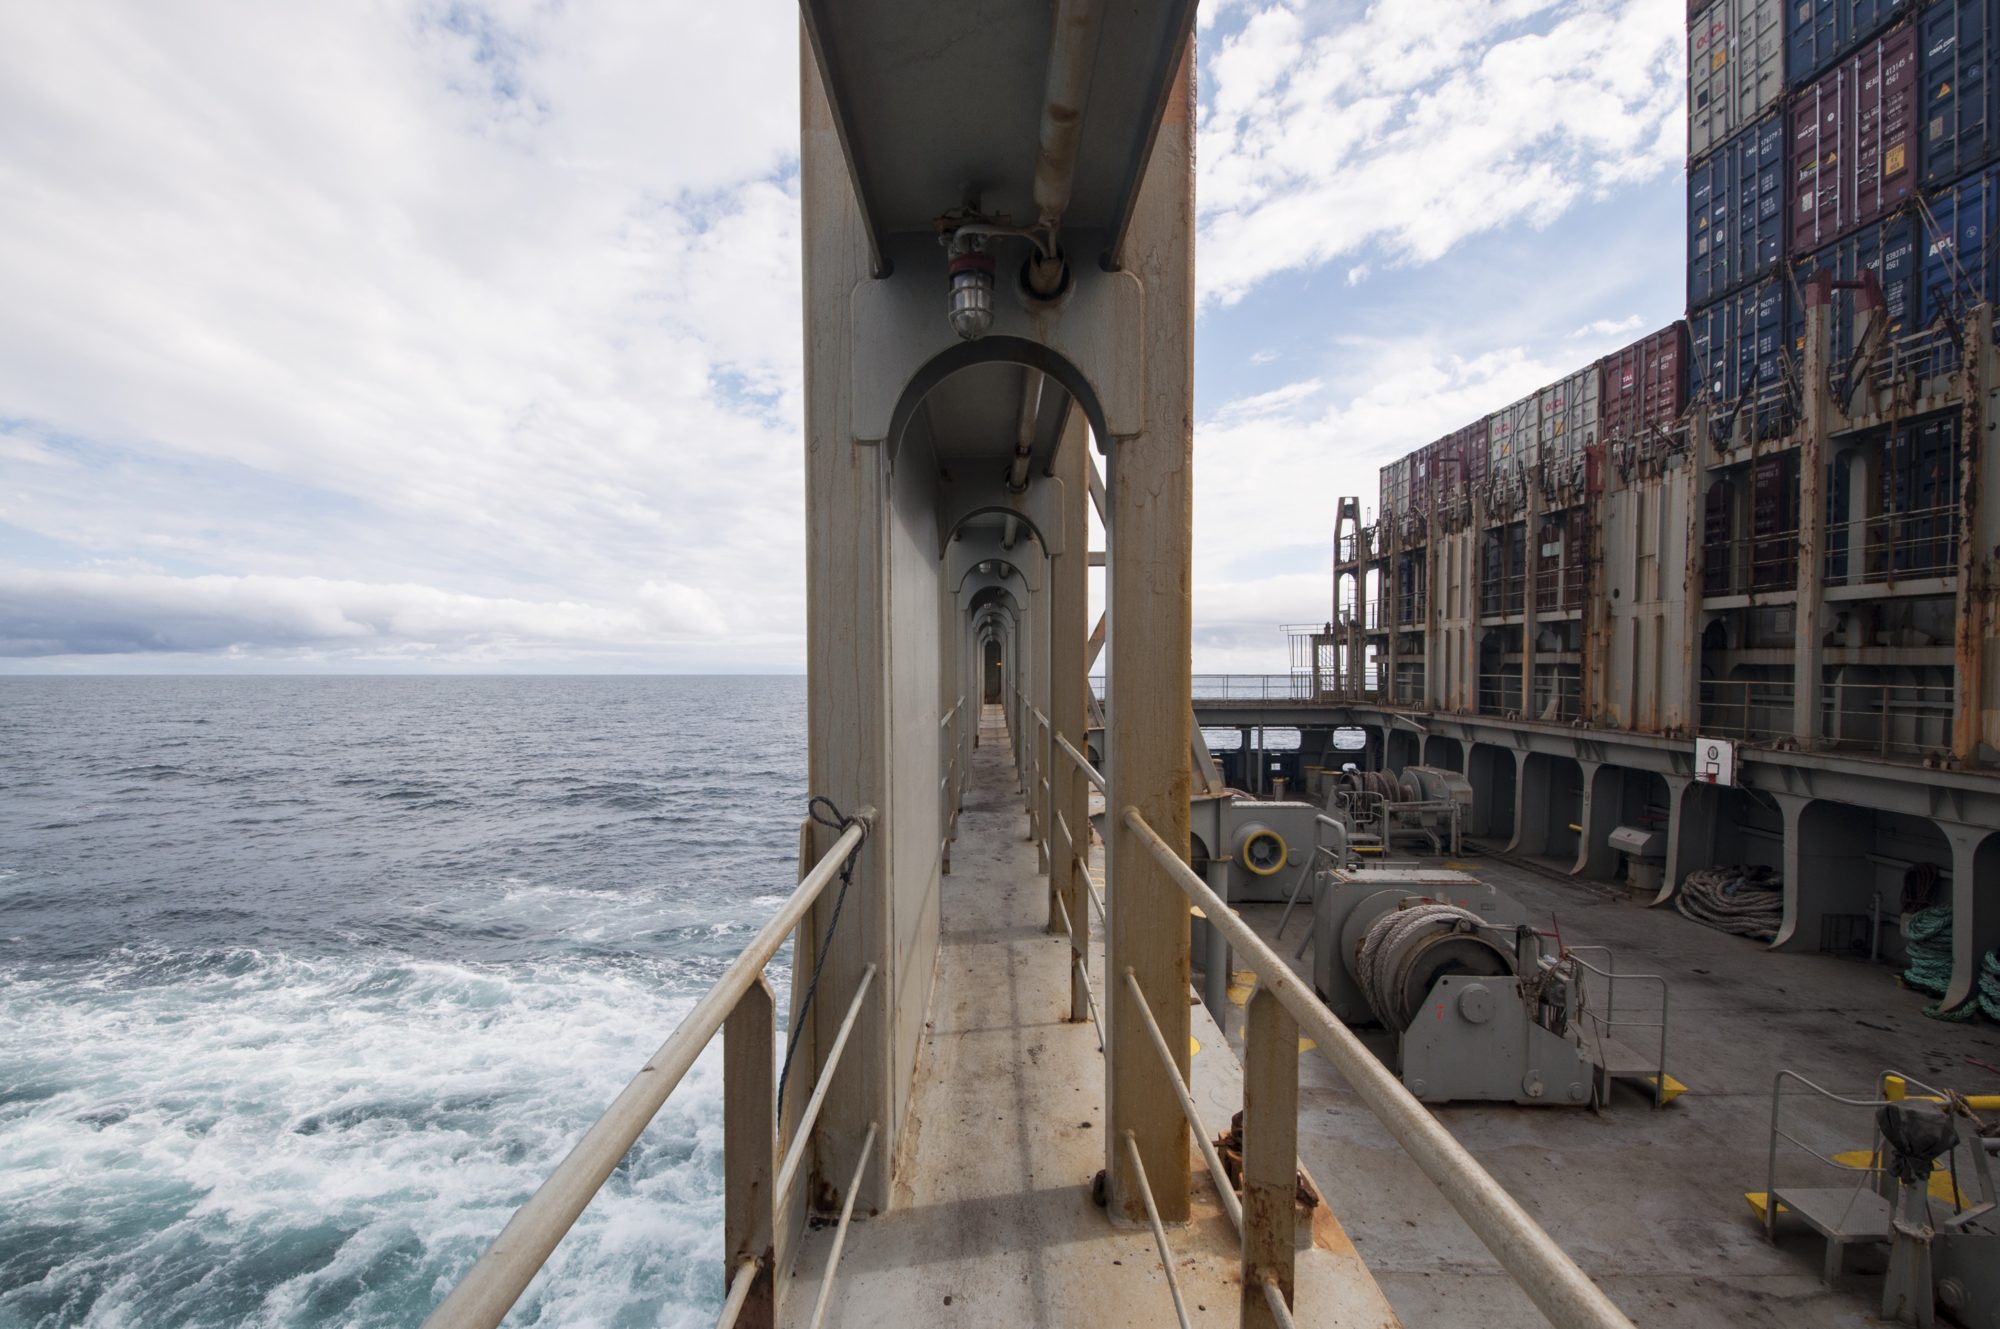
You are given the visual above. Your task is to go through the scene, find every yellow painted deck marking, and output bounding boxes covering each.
[1189,1035,1202,1056]
[1298,1038,1316,1055]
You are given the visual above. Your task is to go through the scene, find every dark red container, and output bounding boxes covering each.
[1456,417,1491,486]
[1790,22,1918,253]
[1599,324,1689,443]
[1410,443,1434,512]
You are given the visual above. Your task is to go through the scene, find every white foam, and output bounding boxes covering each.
[0,947,741,1327]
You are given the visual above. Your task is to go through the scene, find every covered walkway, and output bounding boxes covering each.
[781,706,1397,1327]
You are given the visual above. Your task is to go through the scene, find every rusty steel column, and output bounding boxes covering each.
[724,978,777,1329]
[1051,411,1092,1022]
[1793,285,1832,745]
[1104,35,1194,1227]
[1681,402,1711,735]
[1240,985,1299,1327]
[1954,307,1993,764]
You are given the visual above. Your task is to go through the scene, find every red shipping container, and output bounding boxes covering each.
[1410,443,1433,512]
[1599,323,1689,443]
[1455,417,1491,486]
[1790,23,1918,254]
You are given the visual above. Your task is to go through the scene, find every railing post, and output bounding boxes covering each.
[1242,985,1299,1327]
[725,977,777,1328]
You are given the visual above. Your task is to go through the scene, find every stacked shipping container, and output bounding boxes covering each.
[1374,0,1997,527]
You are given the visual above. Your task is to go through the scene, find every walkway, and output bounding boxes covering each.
[781,706,1398,1327]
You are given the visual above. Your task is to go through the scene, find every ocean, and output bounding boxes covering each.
[0,675,809,1328]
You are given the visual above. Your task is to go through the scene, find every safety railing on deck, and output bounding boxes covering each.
[1824,503,1961,585]
[1477,671,1523,718]
[1117,806,1634,1329]
[1702,529,1799,597]
[1562,946,1671,1109]
[423,812,878,1329]
[1819,681,1955,757]
[1698,679,1796,741]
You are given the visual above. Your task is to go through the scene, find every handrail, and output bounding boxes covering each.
[1121,806,1634,1329]
[1124,1130,1193,1329]
[804,1120,879,1329]
[423,813,873,1329]
[1055,731,1106,793]
[776,964,877,1197]
[714,1259,759,1329]
[1123,968,1243,1238]
[1562,949,1670,1109]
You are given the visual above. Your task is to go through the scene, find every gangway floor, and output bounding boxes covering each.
[780,710,1399,1327]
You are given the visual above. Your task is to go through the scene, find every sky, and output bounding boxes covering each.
[0,0,1688,675]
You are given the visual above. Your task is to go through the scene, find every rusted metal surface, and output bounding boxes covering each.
[1954,307,1991,762]
[1242,985,1300,1329]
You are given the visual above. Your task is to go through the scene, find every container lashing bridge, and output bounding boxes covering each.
[424,7,1635,1327]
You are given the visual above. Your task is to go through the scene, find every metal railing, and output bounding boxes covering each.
[1529,670,1581,724]
[1761,1068,1984,1243]
[1698,679,1796,741]
[1824,503,1961,585]
[423,813,876,1329]
[1121,807,1635,1329]
[1819,681,1955,757]
[1182,674,1319,702]
[1702,529,1798,597]
[1479,572,1526,618]
[1562,946,1670,1109]
[1532,563,1586,613]
[1477,671,1523,718]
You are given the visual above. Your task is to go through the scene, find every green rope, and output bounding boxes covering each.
[1903,904,1954,997]
[1980,950,2000,1023]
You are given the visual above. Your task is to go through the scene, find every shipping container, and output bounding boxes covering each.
[1487,393,1541,478]
[1431,434,1464,501]
[1920,163,1997,318]
[1689,113,1789,305]
[1788,0,1908,87]
[1690,0,1788,163]
[1600,323,1690,443]
[1410,442,1434,513]
[1458,417,1491,487]
[1790,212,1917,376]
[1536,366,1600,461]
[1920,0,1999,186]
[1688,275,1790,406]
[1790,23,1919,253]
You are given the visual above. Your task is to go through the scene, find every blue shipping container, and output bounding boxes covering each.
[1789,214,1917,375]
[1920,0,2000,185]
[1689,277,1791,407]
[1689,114,1788,307]
[1788,0,1909,87]
[1919,165,1998,318]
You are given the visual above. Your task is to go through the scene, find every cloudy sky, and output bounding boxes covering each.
[0,0,1686,674]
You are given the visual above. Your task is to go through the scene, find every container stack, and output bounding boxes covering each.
[1370,0,1997,529]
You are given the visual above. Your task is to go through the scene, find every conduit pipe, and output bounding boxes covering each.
[1009,368,1044,493]
[1035,0,1101,232]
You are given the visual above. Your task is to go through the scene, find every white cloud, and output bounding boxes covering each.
[0,2,804,667]
[1196,0,1683,306]
[1570,314,1646,339]
[1345,264,1372,286]
[0,569,736,662]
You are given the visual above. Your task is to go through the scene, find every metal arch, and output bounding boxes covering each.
[883,335,1105,455]
[944,506,1053,558]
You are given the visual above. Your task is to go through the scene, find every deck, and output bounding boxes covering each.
[780,708,1399,1327]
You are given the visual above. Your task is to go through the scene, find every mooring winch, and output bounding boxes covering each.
[1310,865,1677,1109]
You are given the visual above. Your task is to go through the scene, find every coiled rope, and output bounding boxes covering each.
[1355,902,1482,1027]
[1673,865,1782,940]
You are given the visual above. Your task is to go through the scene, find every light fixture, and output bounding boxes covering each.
[947,244,995,341]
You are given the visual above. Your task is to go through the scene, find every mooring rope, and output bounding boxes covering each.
[1672,865,1782,941]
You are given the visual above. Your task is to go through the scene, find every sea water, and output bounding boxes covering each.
[0,676,808,1328]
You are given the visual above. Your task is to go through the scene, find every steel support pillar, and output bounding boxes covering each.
[1104,35,1195,1228]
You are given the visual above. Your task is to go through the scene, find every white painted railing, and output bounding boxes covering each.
[423,812,875,1329]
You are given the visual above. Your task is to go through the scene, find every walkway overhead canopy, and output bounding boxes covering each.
[798,0,1199,274]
